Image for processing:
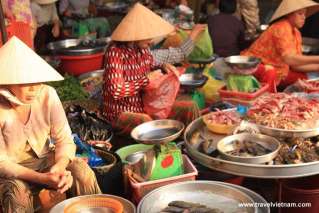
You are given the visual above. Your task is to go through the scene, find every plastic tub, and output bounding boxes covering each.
[281,175,319,213]
[59,52,105,76]
[129,155,198,203]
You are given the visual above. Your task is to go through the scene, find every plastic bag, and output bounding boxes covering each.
[198,67,225,104]
[179,27,213,61]
[226,74,260,93]
[143,72,180,119]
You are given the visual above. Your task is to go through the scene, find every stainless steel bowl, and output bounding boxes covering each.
[131,120,184,145]
[137,181,256,213]
[78,69,104,82]
[179,73,208,88]
[47,38,109,56]
[47,39,80,51]
[217,133,281,164]
[125,151,146,165]
[224,56,261,70]
[302,37,319,55]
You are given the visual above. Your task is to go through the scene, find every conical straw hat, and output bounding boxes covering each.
[33,0,58,4]
[270,0,319,23]
[0,36,63,85]
[111,3,175,41]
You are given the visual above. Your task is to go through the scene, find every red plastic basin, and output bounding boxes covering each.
[281,175,319,213]
[59,52,105,76]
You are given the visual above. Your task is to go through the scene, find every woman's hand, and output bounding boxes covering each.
[163,64,180,77]
[189,24,206,41]
[147,69,163,81]
[52,23,60,38]
[43,171,73,194]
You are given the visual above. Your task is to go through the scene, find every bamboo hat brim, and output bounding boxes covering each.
[270,0,319,23]
[111,3,175,41]
[0,36,63,85]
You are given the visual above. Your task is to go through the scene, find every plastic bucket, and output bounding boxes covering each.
[59,52,104,76]
[281,175,319,213]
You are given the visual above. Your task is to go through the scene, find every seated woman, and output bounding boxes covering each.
[208,0,245,57]
[59,0,110,38]
[102,3,205,135]
[0,37,101,213]
[31,0,61,52]
[241,0,319,91]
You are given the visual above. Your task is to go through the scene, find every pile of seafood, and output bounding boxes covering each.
[204,110,241,126]
[297,79,319,93]
[273,137,319,164]
[65,104,112,142]
[161,201,223,213]
[226,140,272,157]
[248,93,319,130]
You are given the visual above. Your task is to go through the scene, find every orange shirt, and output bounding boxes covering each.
[242,19,302,82]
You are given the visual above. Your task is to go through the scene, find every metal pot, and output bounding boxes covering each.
[47,37,110,56]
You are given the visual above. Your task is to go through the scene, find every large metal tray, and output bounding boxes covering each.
[253,123,319,138]
[137,181,257,213]
[50,194,136,213]
[184,117,319,179]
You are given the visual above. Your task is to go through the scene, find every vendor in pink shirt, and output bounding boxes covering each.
[0,37,101,213]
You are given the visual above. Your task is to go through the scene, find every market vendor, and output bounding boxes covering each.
[59,0,110,38]
[0,37,101,213]
[31,0,61,52]
[102,3,205,135]
[241,0,319,91]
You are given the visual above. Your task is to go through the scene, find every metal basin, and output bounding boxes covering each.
[217,133,281,164]
[137,181,256,213]
[131,120,184,145]
[184,117,319,179]
[179,73,208,88]
[47,38,110,56]
[224,56,261,70]
[50,194,136,213]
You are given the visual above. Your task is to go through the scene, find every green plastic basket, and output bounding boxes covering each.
[115,144,154,164]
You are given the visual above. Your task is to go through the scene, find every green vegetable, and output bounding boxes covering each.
[47,74,89,101]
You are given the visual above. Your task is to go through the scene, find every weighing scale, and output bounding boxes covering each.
[130,119,185,181]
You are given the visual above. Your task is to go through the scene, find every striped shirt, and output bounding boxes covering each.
[102,38,194,122]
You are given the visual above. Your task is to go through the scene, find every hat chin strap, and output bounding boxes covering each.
[0,89,28,106]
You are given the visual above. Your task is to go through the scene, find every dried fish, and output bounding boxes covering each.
[168,201,204,209]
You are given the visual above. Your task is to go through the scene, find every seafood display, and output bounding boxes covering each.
[274,138,319,164]
[65,104,112,142]
[297,79,319,92]
[161,201,223,213]
[248,93,319,130]
[226,140,272,157]
[204,110,241,126]
[203,110,241,135]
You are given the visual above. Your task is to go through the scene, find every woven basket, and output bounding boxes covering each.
[92,149,117,175]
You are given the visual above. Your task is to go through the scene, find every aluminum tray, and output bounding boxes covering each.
[253,123,319,138]
[137,181,257,213]
[184,117,319,179]
[50,194,136,213]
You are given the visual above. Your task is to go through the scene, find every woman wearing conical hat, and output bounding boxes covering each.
[0,37,101,213]
[242,0,319,91]
[102,3,205,135]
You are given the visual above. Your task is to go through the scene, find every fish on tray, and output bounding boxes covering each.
[160,201,224,213]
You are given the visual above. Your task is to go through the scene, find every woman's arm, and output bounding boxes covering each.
[283,54,319,68]
[291,63,319,72]
[104,48,149,100]
[151,24,206,66]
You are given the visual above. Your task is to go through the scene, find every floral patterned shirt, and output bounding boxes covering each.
[242,19,302,82]
[5,0,33,24]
